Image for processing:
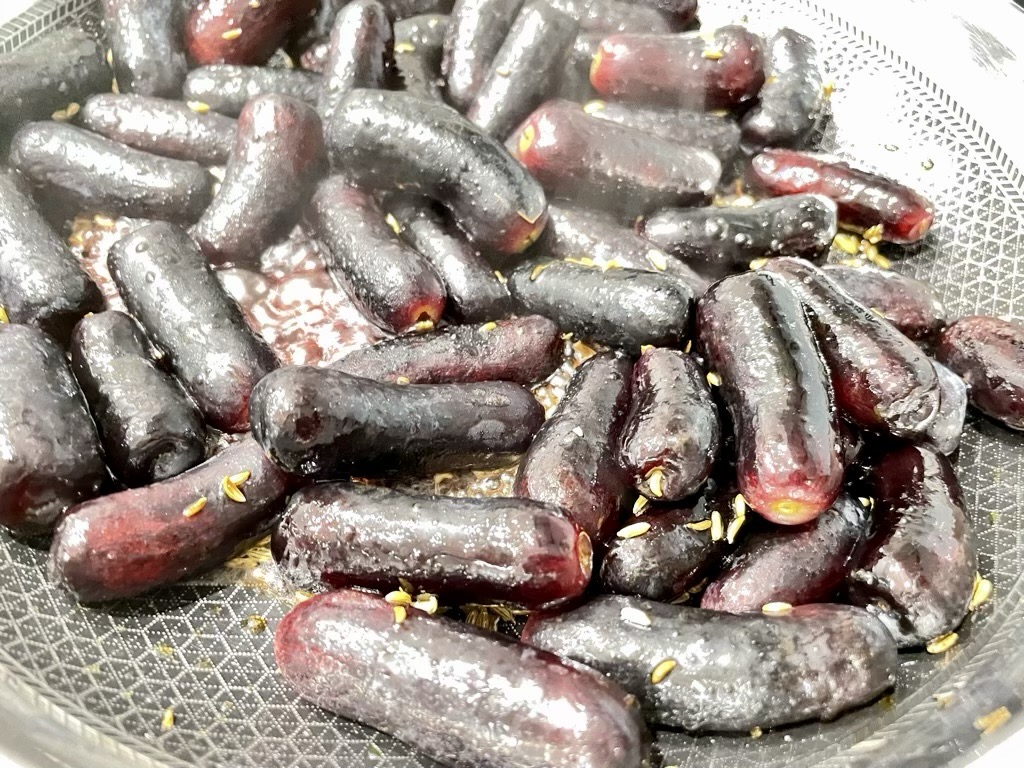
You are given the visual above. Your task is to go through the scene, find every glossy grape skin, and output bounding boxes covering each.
[307,179,446,333]
[109,222,279,433]
[80,94,236,166]
[748,149,935,244]
[642,194,837,269]
[590,26,765,110]
[696,271,843,525]
[701,494,869,612]
[822,264,947,343]
[102,0,188,98]
[185,0,319,66]
[0,170,102,344]
[515,353,633,546]
[0,28,109,146]
[936,315,1024,431]
[386,194,513,323]
[600,488,733,602]
[275,590,652,768]
[0,325,105,535]
[273,482,592,608]
[618,349,720,501]
[540,204,709,292]
[847,443,977,648]
[192,94,326,268]
[765,257,940,438]
[467,1,578,139]
[740,29,825,150]
[582,101,741,162]
[324,89,548,256]
[251,366,544,479]
[522,596,898,732]
[926,361,968,455]
[508,259,693,351]
[317,0,395,123]
[393,14,448,101]
[442,0,525,111]
[8,122,211,222]
[49,436,294,603]
[332,315,562,385]
[509,99,721,220]
[183,65,321,117]
[70,311,207,487]
[544,0,684,33]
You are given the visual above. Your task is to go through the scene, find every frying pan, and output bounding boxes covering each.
[1,0,1023,766]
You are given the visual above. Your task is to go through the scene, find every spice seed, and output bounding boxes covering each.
[632,496,649,516]
[863,224,884,244]
[685,519,713,531]
[413,319,434,333]
[617,522,651,539]
[395,375,411,385]
[572,340,596,359]
[969,575,993,612]
[583,100,606,114]
[732,493,747,517]
[650,658,677,684]
[926,631,958,654]
[229,469,251,486]
[187,101,211,114]
[833,233,861,255]
[706,371,722,387]
[620,606,652,628]
[726,515,744,544]
[412,594,439,615]
[710,510,724,541]
[750,726,763,739]
[221,476,246,503]
[974,706,1011,735]
[762,602,793,615]
[530,263,550,281]
[392,605,408,625]
[480,321,497,333]
[647,250,668,271]
[385,590,412,606]
[385,212,402,234]
[395,42,416,53]
[183,497,207,518]
[221,28,243,40]
[161,707,175,731]
[646,467,664,498]
[0,306,8,324]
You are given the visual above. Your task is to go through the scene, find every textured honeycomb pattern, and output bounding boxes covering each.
[1,1,1024,766]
